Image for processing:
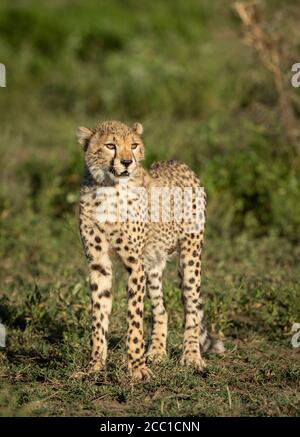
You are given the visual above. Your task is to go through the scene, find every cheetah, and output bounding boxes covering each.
[76,120,224,380]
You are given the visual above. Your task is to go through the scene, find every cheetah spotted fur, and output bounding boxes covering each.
[76,120,224,380]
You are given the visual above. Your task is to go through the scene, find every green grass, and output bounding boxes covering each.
[1,224,300,416]
[1,0,300,417]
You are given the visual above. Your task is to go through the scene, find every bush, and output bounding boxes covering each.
[204,138,300,240]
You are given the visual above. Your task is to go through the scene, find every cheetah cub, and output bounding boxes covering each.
[76,120,224,380]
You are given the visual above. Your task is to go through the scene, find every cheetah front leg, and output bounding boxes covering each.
[146,261,168,362]
[80,222,113,374]
[124,256,152,381]
[179,234,206,372]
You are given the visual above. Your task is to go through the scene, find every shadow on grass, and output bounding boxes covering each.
[0,294,71,344]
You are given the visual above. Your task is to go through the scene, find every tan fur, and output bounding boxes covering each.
[76,120,224,381]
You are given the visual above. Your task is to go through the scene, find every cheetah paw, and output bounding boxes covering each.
[180,354,206,372]
[130,365,153,381]
[87,360,104,373]
[72,361,104,379]
[146,348,167,363]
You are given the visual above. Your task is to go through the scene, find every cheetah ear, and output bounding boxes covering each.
[76,126,94,150]
[132,122,143,136]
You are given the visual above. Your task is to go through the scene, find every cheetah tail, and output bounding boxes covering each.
[200,327,225,356]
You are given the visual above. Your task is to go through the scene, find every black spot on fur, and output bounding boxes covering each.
[91,263,109,276]
[90,283,98,291]
[127,288,135,298]
[128,256,137,264]
[98,290,111,298]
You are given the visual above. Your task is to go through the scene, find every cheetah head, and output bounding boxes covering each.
[76,120,144,183]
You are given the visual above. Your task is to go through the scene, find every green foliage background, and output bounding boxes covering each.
[1,0,300,240]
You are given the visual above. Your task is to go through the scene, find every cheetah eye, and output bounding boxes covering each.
[105,143,116,150]
[131,143,139,150]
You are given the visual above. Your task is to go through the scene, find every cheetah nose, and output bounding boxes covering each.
[121,159,132,168]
